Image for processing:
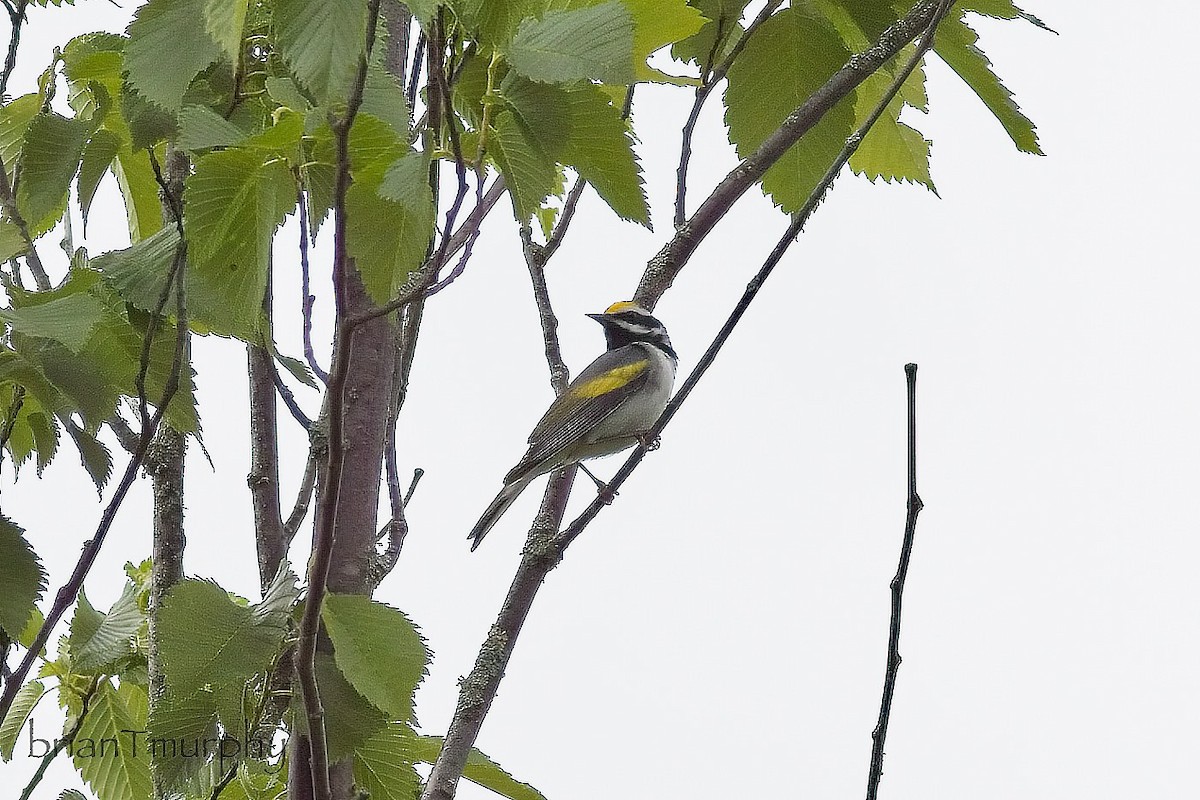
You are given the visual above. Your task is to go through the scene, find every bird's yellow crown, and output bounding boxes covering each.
[603,300,642,315]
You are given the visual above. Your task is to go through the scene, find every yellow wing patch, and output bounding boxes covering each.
[572,360,648,398]
[603,300,642,315]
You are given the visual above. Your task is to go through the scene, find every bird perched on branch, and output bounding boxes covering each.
[468,301,677,550]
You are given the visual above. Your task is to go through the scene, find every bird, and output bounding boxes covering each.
[468,301,677,550]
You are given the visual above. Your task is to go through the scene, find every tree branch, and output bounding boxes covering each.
[865,363,924,800]
[419,8,951,792]
[675,0,782,228]
[249,271,287,591]
[298,196,329,385]
[638,0,942,308]
[18,675,100,800]
[293,2,381,796]
[1,0,28,99]
[0,152,50,291]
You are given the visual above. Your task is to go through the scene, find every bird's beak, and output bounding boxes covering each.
[586,313,607,323]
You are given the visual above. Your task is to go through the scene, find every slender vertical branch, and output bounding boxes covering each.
[865,363,924,800]
[18,676,100,800]
[248,269,287,590]
[293,3,381,797]
[298,196,329,384]
[1,0,28,99]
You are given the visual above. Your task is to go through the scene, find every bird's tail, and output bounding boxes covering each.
[468,477,532,551]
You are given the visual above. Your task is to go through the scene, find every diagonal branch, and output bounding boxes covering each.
[865,363,924,800]
[639,0,942,308]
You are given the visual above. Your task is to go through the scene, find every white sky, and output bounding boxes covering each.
[5,3,1199,799]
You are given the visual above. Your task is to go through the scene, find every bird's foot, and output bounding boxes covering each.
[638,433,661,451]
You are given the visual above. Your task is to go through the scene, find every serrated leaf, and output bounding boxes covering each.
[507,1,635,85]
[624,0,708,82]
[723,7,855,212]
[78,129,121,230]
[58,791,88,800]
[502,75,648,224]
[378,150,432,214]
[413,736,549,800]
[0,219,27,262]
[184,147,296,338]
[274,350,317,389]
[146,689,220,790]
[0,292,107,353]
[671,0,747,67]
[490,109,557,221]
[204,0,250,63]
[849,70,935,190]
[69,583,143,672]
[934,9,1041,154]
[121,84,179,150]
[290,649,388,761]
[0,94,40,184]
[361,62,411,141]
[0,516,46,639]
[72,679,153,800]
[321,594,429,723]
[274,0,369,103]
[67,421,114,490]
[0,680,45,761]
[94,226,178,312]
[353,722,420,800]
[112,146,166,243]
[17,113,91,236]
[125,0,223,112]
[177,104,248,150]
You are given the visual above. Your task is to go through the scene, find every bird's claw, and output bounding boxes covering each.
[639,434,661,452]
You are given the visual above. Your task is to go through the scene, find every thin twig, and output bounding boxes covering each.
[422,168,482,297]
[18,675,100,800]
[1,0,28,98]
[294,3,381,797]
[428,8,470,282]
[638,0,943,308]
[675,0,782,228]
[865,363,924,799]
[406,32,426,113]
[282,449,320,545]
[298,195,329,384]
[267,353,314,430]
[541,177,586,264]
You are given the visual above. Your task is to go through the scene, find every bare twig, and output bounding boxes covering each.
[675,0,782,228]
[420,221,578,800]
[249,273,287,591]
[293,3,381,796]
[428,8,470,281]
[422,168,483,297]
[267,352,314,430]
[865,363,924,799]
[1,0,28,98]
[406,32,426,113]
[541,177,586,264]
[282,449,320,545]
[18,675,100,800]
[639,0,942,307]
[298,196,329,384]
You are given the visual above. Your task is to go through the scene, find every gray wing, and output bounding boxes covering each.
[504,345,650,484]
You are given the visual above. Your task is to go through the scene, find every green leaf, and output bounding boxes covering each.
[934,9,1041,154]
[184,146,296,338]
[0,516,46,640]
[0,680,45,761]
[17,113,91,236]
[93,226,178,313]
[413,736,549,800]
[0,292,108,354]
[672,0,746,66]
[121,84,179,150]
[66,422,114,490]
[177,104,248,150]
[723,7,855,212]
[321,594,429,723]
[503,75,648,224]
[849,70,934,191]
[146,689,220,790]
[361,62,412,141]
[378,151,432,214]
[112,146,166,242]
[68,583,143,672]
[204,0,249,64]
[125,0,224,111]
[507,1,635,85]
[58,791,88,800]
[624,0,708,82]
[273,350,317,389]
[0,94,40,184]
[274,0,369,103]
[490,109,557,221]
[353,722,420,800]
[72,680,153,800]
[157,569,296,700]
[0,219,28,262]
[78,129,121,231]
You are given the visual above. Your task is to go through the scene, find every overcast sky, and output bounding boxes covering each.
[5,3,1199,799]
